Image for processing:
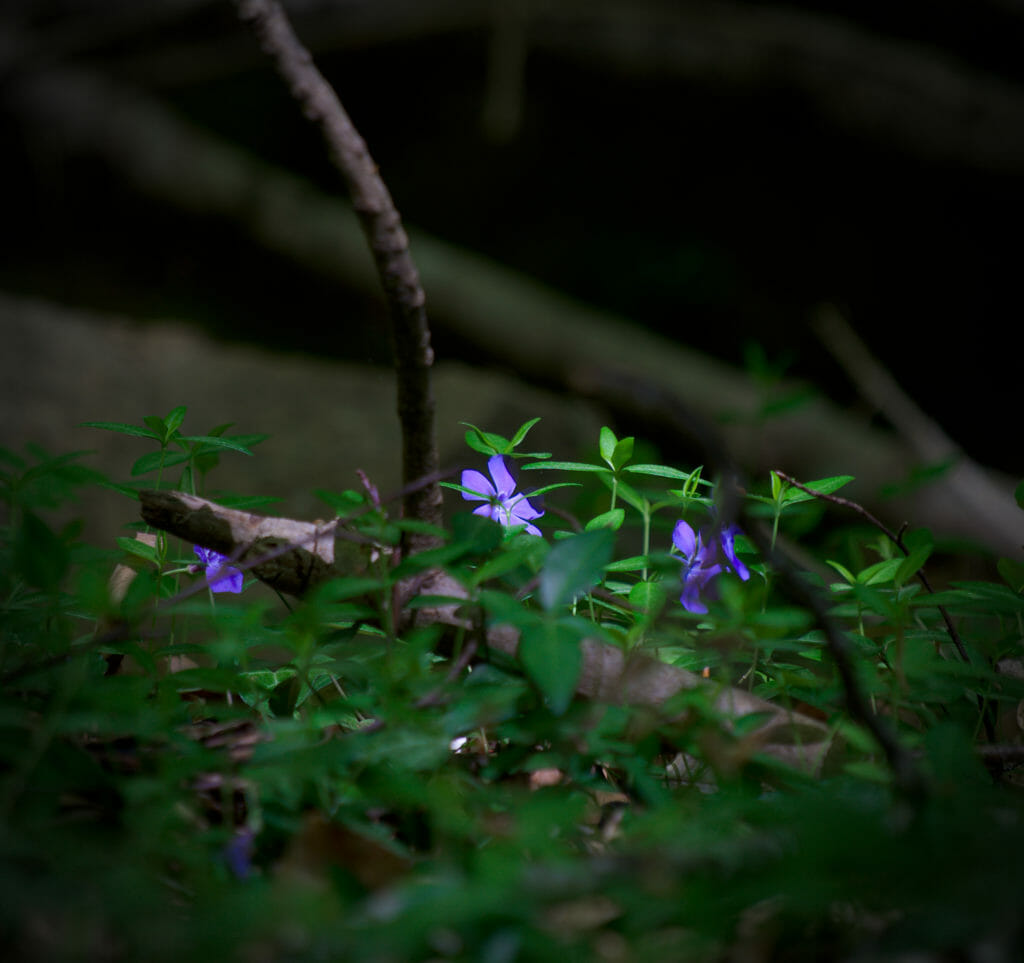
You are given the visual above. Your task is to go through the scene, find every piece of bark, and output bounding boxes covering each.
[139,489,338,595]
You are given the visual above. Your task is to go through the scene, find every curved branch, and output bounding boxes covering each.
[234,0,442,556]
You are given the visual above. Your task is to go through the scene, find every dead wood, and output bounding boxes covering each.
[139,489,338,595]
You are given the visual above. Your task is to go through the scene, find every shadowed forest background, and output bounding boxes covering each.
[4,4,1024,961]
[2,0,1023,553]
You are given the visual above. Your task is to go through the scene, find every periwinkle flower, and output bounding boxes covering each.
[461,454,543,536]
[223,827,255,879]
[192,545,243,594]
[672,519,750,614]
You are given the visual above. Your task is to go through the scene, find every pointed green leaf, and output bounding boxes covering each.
[116,536,160,564]
[625,464,693,481]
[781,475,856,505]
[509,417,541,448]
[604,554,651,573]
[539,529,614,610]
[997,558,1024,594]
[599,426,618,465]
[629,579,667,614]
[894,543,933,588]
[521,461,610,473]
[610,437,634,471]
[461,422,509,454]
[179,435,254,455]
[859,557,903,586]
[826,560,856,584]
[143,415,167,439]
[518,620,582,715]
[81,421,161,441]
[163,406,188,435]
[585,508,625,532]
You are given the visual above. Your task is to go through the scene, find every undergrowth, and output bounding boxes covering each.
[1,410,1023,961]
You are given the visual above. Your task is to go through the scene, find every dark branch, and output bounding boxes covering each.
[773,470,970,665]
[233,0,442,556]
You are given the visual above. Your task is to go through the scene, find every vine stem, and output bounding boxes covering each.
[233,0,442,556]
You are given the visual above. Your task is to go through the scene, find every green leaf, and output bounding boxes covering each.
[604,554,651,573]
[624,464,693,481]
[1016,478,1024,510]
[509,417,541,448]
[858,557,903,586]
[163,406,188,435]
[517,620,582,715]
[585,508,625,532]
[997,558,1024,594]
[179,435,254,455]
[894,542,933,588]
[610,437,634,471]
[538,529,615,610]
[80,421,161,441]
[472,540,547,585]
[143,415,167,439]
[461,422,509,455]
[628,579,667,613]
[599,426,618,465]
[116,536,160,564]
[781,475,856,505]
[826,560,856,585]
[224,433,270,449]
[521,461,610,473]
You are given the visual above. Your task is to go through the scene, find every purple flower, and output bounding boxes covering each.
[192,545,243,594]
[672,520,750,614]
[223,827,255,879]
[461,454,544,536]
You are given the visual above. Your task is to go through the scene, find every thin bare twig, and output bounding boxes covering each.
[233,0,442,557]
[773,470,970,664]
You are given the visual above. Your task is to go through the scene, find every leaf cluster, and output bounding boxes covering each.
[1,413,1023,961]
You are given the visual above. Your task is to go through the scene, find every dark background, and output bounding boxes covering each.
[2,0,1022,476]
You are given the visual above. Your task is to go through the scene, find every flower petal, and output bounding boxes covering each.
[461,469,495,501]
[472,503,501,524]
[487,454,517,500]
[194,545,243,593]
[672,520,697,559]
[208,564,243,594]
[719,525,750,581]
[679,579,708,614]
[194,545,217,567]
